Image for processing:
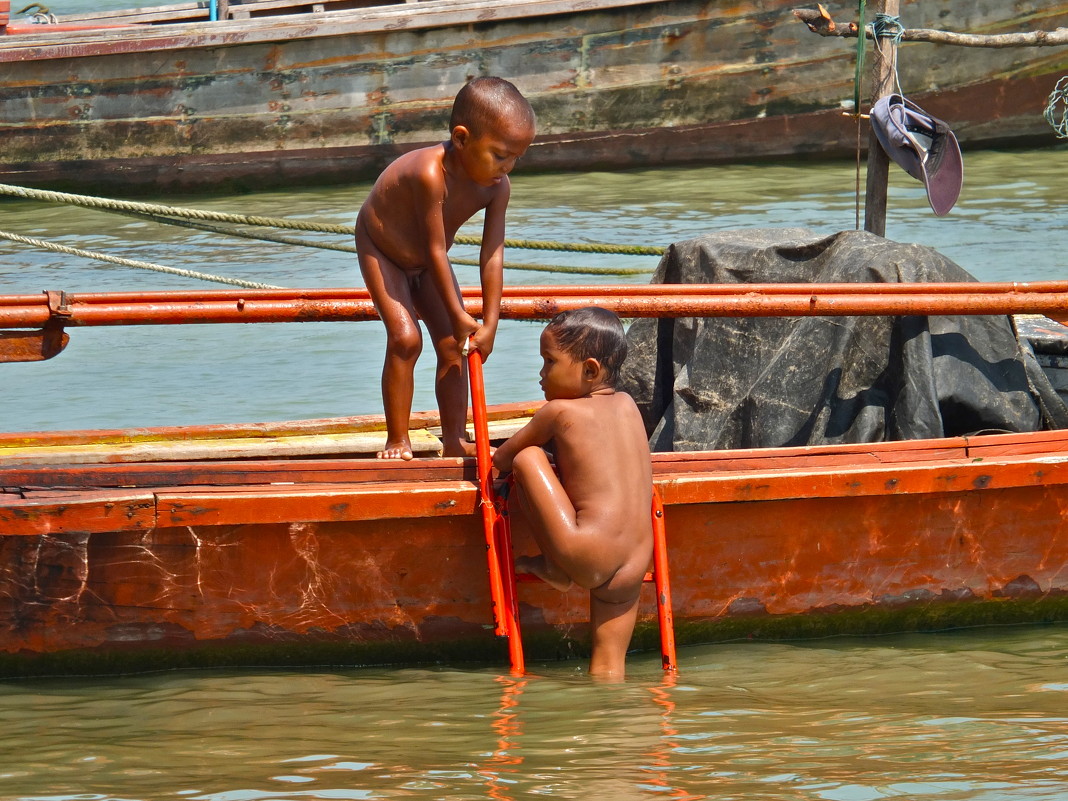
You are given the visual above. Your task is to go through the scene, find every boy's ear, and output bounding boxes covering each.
[582,357,603,381]
[451,125,471,148]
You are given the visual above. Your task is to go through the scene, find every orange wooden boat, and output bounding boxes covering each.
[2,285,1068,676]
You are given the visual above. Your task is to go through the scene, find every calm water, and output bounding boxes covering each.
[3,151,1068,800]
[0,627,1065,800]
[3,147,1067,432]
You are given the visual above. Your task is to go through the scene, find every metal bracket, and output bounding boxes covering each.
[0,290,71,363]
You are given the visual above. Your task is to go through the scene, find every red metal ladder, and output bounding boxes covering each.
[467,346,677,675]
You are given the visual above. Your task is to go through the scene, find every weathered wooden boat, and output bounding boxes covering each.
[2,283,1068,676]
[0,0,1066,194]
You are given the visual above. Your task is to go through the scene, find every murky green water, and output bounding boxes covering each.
[0,626,1065,800]
[3,148,1067,432]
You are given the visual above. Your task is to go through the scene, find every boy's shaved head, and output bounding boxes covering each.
[450,76,536,138]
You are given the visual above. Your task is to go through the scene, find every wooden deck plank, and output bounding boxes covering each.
[0,402,541,447]
[0,429,443,465]
[0,457,470,489]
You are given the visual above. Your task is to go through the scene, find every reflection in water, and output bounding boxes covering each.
[0,626,1065,800]
[645,673,703,800]
[481,675,527,801]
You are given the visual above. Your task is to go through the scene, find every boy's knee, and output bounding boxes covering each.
[432,337,463,364]
[511,446,546,479]
[387,329,422,361]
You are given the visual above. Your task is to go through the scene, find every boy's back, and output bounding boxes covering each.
[546,391,653,559]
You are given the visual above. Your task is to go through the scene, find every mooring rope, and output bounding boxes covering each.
[115,209,359,253]
[0,182,665,258]
[115,209,654,275]
[0,230,284,289]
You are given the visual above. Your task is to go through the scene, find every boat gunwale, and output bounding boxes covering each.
[4,428,1068,536]
[0,0,688,59]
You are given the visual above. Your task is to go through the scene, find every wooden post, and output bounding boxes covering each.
[863,0,900,236]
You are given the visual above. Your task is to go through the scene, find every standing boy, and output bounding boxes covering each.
[356,77,536,460]
[492,307,654,680]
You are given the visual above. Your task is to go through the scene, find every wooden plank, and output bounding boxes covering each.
[0,429,443,465]
[658,452,1068,506]
[0,0,670,54]
[0,402,541,447]
[54,1,208,23]
[158,479,478,525]
[8,445,1065,537]
[963,428,1068,458]
[0,490,156,536]
[652,437,973,472]
[224,0,402,18]
[0,457,472,489]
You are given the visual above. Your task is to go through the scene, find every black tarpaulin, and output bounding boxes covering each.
[618,228,1068,452]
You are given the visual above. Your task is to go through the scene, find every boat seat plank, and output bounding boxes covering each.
[0,457,471,489]
[0,403,541,448]
[0,428,444,466]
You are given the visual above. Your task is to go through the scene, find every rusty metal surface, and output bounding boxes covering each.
[3,284,1068,329]
[1,426,1067,668]
[0,0,1065,192]
[0,326,68,362]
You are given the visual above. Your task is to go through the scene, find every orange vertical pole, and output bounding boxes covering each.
[651,487,678,672]
[494,479,522,647]
[467,344,525,674]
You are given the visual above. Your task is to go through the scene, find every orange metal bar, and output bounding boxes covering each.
[651,487,677,673]
[3,279,1064,306]
[3,285,1068,330]
[467,344,524,674]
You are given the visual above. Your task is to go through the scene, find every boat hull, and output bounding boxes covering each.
[1,0,1066,193]
[2,422,1067,675]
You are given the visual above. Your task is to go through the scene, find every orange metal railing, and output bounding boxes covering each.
[3,282,1068,330]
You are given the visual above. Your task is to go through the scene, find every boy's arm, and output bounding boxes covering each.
[492,401,558,472]
[470,181,510,358]
[416,164,478,342]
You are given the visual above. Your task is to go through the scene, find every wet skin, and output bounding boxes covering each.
[356,115,535,459]
[493,328,654,679]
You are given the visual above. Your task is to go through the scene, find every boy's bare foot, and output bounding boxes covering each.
[516,555,573,593]
[378,438,414,460]
[442,439,478,458]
